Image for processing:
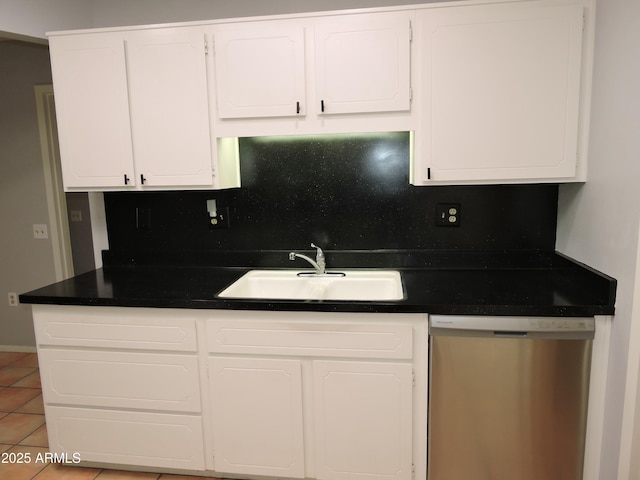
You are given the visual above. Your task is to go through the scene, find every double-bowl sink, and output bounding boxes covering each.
[218,269,404,301]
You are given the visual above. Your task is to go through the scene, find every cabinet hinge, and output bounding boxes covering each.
[412,371,416,387]
[582,12,586,32]
[204,36,209,55]
[411,463,415,478]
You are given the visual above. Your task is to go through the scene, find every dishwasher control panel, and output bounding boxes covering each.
[429,315,595,334]
[527,317,593,331]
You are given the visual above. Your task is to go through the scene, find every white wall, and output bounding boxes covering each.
[0,0,92,39]
[89,0,442,28]
[0,0,444,36]
[555,0,640,478]
[625,230,640,479]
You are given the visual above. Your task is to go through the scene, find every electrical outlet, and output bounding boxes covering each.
[435,204,461,227]
[209,206,230,229]
[8,292,18,307]
[33,224,49,239]
[70,210,83,222]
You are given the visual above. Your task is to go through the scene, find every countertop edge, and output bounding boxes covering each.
[18,250,617,318]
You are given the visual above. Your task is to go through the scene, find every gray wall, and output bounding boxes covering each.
[0,41,55,349]
[66,193,95,275]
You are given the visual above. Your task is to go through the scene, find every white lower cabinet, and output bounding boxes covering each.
[208,356,413,480]
[32,306,427,480]
[206,311,426,480]
[32,305,206,472]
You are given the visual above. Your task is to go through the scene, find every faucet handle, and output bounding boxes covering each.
[311,243,324,259]
[310,243,326,275]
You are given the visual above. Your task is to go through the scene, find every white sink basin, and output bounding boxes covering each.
[218,270,404,301]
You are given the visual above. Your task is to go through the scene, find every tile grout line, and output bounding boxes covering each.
[0,360,45,447]
[2,356,102,479]
[17,422,45,445]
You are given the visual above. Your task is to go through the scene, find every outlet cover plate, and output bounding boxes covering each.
[33,224,49,239]
[435,204,461,227]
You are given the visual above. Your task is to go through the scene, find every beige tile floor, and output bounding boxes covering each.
[0,352,221,480]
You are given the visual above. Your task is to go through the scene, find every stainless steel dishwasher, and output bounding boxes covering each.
[428,315,594,480]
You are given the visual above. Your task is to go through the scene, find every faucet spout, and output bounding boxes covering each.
[288,252,323,273]
[288,243,327,274]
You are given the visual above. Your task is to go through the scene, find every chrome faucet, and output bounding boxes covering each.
[289,243,326,275]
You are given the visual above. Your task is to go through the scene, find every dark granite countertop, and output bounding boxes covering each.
[19,250,616,317]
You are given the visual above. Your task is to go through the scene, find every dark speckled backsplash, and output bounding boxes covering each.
[104,132,558,255]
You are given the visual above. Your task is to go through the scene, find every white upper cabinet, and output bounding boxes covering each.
[50,1,593,188]
[126,27,214,187]
[213,20,306,119]
[49,33,135,188]
[211,11,414,135]
[414,2,586,184]
[314,12,412,116]
[49,26,221,191]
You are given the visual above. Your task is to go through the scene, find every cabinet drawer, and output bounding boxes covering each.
[46,406,205,471]
[39,349,201,412]
[33,305,197,351]
[207,316,413,359]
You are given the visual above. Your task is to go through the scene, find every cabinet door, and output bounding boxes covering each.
[126,27,213,187]
[209,357,305,478]
[314,12,412,115]
[418,3,584,183]
[49,33,135,188]
[313,360,413,480]
[213,21,306,119]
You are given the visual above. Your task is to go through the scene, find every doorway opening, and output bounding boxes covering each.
[34,84,96,279]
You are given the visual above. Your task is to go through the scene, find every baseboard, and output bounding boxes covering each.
[0,345,37,353]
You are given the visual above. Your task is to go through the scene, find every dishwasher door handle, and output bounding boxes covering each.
[493,330,528,337]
